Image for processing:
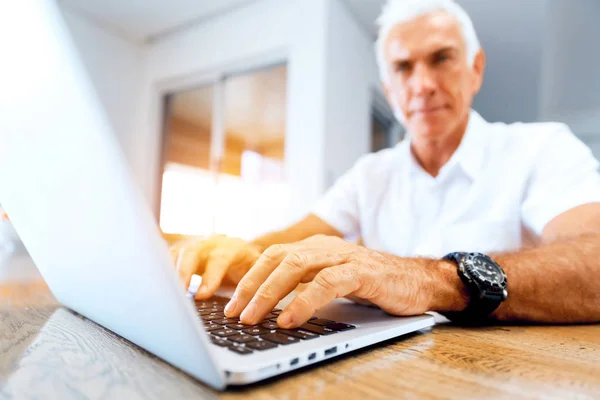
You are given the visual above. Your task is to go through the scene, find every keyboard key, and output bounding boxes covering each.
[197,303,220,309]
[213,318,239,325]
[269,315,314,322]
[199,310,223,316]
[299,323,336,335]
[309,318,335,326]
[261,332,300,345]
[204,324,224,332]
[264,313,279,319]
[197,296,228,306]
[202,314,223,322]
[211,337,230,347]
[246,340,278,351]
[229,346,253,355]
[228,334,256,343]
[277,329,319,340]
[261,321,279,330]
[237,322,264,329]
[200,307,223,313]
[227,323,248,330]
[212,329,237,337]
[197,301,220,308]
[326,323,356,331]
[243,327,271,336]
[271,309,282,315]
[211,296,231,304]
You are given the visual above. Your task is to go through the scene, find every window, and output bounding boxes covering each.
[371,97,403,152]
[159,65,289,240]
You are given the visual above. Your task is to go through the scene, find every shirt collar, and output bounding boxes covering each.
[451,109,487,181]
[401,109,488,182]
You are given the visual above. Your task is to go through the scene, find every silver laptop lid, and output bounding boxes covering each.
[0,0,224,389]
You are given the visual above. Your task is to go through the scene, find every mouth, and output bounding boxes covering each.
[411,105,447,116]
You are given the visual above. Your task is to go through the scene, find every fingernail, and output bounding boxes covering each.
[240,301,257,322]
[224,297,237,315]
[278,311,293,327]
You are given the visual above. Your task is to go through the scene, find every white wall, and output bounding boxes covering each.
[59,6,143,170]
[457,0,600,159]
[322,0,378,187]
[460,0,549,123]
[540,0,600,118]
[137,0,380,220]
[539,0,600,159]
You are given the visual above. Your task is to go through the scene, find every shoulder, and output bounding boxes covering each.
[491,119,580,145]
[484,119,591,161]
[350,142,407,179]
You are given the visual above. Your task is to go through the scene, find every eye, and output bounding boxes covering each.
[394,62,411,72]
[434,54,450,64]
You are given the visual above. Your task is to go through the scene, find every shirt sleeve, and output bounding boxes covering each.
[311,158,366,238]
[521,124,600,236]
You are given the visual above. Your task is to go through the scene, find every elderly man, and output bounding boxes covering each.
[171,0,600,328]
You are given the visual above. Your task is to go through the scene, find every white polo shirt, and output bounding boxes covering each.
[313,110,600,257]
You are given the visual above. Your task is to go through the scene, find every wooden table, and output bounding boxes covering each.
[1,254,599,400]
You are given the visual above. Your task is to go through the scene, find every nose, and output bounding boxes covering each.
[409,64,437,97]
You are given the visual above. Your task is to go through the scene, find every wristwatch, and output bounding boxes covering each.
[442,252,508,324]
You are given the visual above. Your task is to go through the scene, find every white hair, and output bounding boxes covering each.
[375,0,481,83]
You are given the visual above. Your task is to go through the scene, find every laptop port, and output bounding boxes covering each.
[324,346,337,356]
[308,352,317,361]
[290,358,299,366]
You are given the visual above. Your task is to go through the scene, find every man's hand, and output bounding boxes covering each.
[223,235,468,328]
[169,235,262,299]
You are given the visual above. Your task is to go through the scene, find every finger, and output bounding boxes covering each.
[224,244,288,318]
[225,243,262,284]
[277,265,361,328]
[239,251,347,325]
[195,248,238,300]
[177,244,208,291]
[299,270,320,283]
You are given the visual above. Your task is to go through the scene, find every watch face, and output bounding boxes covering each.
[467,254,506,287]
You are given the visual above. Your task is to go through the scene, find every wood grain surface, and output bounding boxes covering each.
[1,259,599,399]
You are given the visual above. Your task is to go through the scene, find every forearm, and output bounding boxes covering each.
[490,232,600,323]
[432,232,600,323]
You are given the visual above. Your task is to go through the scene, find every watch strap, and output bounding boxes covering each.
[442,252,504,324]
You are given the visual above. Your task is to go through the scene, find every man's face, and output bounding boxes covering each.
[382,11,484,140]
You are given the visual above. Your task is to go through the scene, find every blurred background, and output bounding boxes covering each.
[3,0,599,251]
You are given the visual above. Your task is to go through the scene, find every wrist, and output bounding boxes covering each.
[429,260,470,312]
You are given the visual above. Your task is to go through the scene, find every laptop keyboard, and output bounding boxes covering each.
[195,296,355,355]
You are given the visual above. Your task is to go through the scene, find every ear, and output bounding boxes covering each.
[382,82,394,108]
[382,82,390,101]
[471,49,486,95]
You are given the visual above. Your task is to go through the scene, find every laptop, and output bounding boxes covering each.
[0,0,434,390]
